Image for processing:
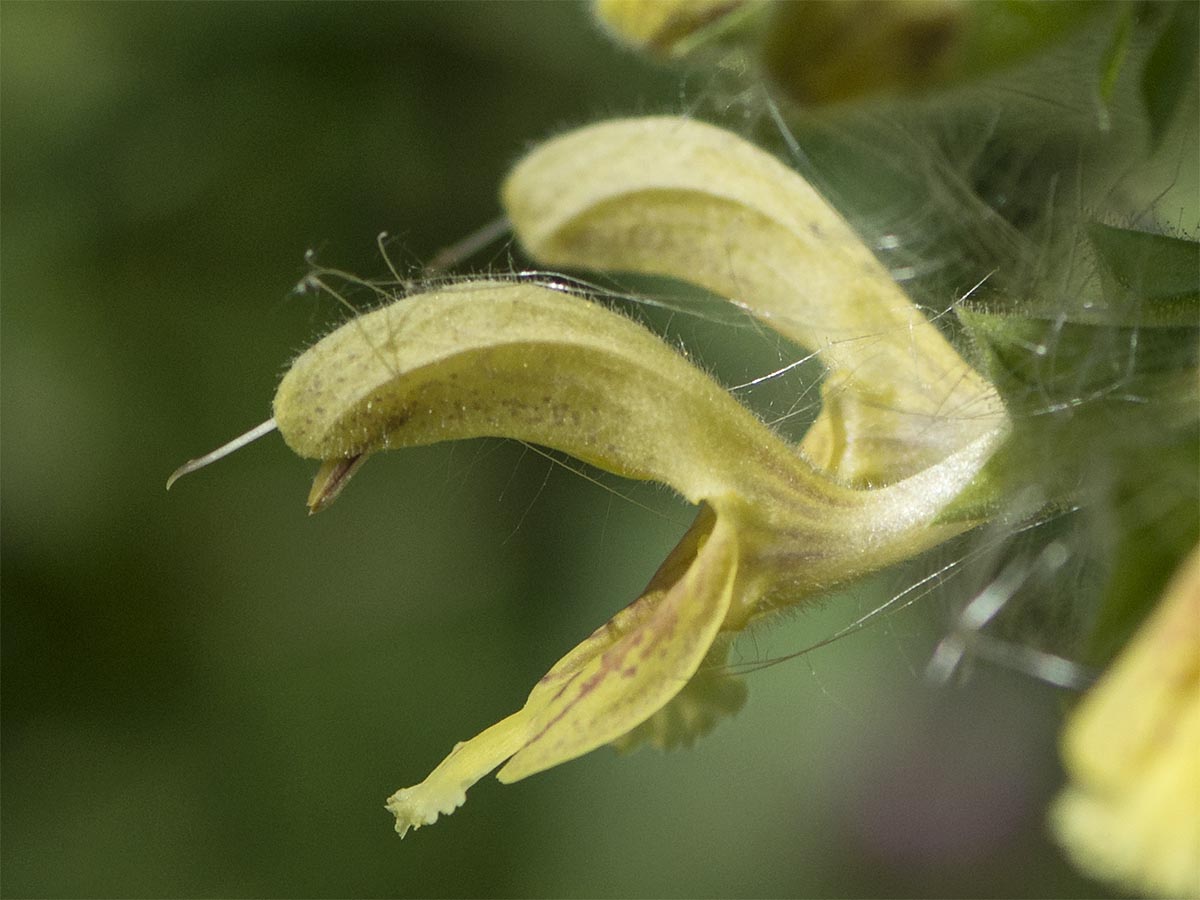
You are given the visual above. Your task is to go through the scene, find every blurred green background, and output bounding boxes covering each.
[2,3,1121,897]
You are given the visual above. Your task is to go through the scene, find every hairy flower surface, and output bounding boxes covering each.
[265,117,1010,835]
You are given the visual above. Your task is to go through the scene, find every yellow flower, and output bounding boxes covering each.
[1051,544,1200,898]
[282,118,1009,835]
[174,117,1009,836]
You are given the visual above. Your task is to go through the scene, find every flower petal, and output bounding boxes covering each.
[273,280,808,506]
[610,635,748,753]
[499,504,738,781]
[1051,544,1200,897]
[385,504,738,832]
[503,116,1005,483]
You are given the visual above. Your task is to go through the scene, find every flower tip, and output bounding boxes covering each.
[385,783,468,839]
[306,455,368,514]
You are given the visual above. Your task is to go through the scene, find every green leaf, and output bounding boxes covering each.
[1084,426,1200,668]
[1088,223,1200,322]
[958,307,1199,410]
[1141,0,1200,148]
[1096,2,1135,127]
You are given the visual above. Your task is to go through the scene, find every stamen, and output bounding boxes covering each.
[166,418,278,490]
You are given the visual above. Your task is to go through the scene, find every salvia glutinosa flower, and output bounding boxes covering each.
[171,117,1009,836]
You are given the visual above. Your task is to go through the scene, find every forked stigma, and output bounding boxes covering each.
[166,418,278,490]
